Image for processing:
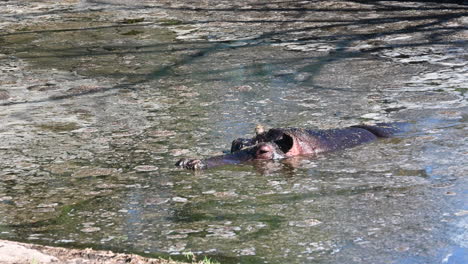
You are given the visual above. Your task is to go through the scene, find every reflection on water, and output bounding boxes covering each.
[0,2,467,263]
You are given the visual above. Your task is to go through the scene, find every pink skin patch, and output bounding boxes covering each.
[283,135,316,157]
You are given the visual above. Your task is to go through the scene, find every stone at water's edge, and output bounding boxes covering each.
[0,239,182,264]
[0,240,58,263]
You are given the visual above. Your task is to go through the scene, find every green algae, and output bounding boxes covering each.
[159,19,184,26]
[121,18,146,24]
[37,122,80,132]
[121,30,144,36]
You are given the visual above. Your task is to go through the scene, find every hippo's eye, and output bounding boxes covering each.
[258,149,269,154]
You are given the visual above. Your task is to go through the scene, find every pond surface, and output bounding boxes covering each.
[0,1,467,263]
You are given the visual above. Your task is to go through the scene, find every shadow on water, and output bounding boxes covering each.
[0,0,466,105]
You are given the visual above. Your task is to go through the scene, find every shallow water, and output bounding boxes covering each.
[0,1,467,264]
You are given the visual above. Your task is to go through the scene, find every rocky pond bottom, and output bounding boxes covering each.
[0,1,467,264]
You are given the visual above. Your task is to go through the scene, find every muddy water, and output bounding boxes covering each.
[0,1,467,264]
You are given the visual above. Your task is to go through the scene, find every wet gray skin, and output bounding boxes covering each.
[177,123,402,170]
[0,1,467,264]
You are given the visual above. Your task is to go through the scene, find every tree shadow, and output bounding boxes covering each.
[1,0,466,106]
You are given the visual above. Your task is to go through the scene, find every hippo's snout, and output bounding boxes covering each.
[254,143,285,160]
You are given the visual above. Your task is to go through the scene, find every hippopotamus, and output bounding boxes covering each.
[176,123,401,170]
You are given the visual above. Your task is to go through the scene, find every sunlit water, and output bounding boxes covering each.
[0,2,467,264]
